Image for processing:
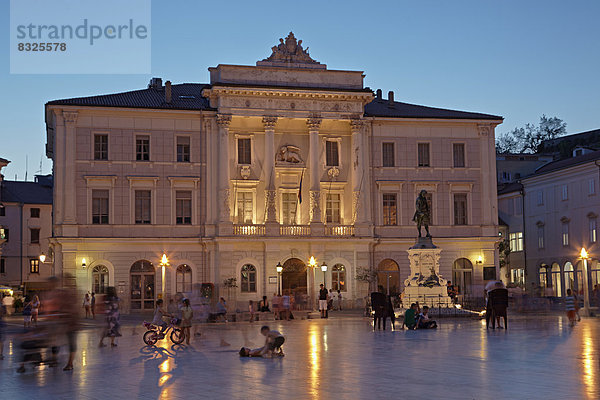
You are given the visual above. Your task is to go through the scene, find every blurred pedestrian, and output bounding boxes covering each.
[99,287,121,348]
[23,296,32,328]
[2,293,14,316]
[282,292,290,321]
[216,297,228,322]
[91,292,96,319]
[565,289,577,327]
[249,300,256,322]
[259,295,270,312]
[31,295,40,327]
[337,290,343,311]
[83,293,91,319]
[180,298,193,345]
[0,302,5,360]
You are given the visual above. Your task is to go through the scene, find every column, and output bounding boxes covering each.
[263,116,278,223]
[62,111,78,224]
[217,114,232,224]
[350,118,366,224]
[307,116,322,225]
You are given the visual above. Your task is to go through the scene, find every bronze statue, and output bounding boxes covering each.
[413,190,431,238]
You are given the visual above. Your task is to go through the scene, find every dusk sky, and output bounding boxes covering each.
[2,0,599,180]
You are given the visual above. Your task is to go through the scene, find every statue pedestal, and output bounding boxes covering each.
[402,238,452,307]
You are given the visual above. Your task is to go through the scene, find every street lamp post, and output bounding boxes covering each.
[321,262,328,288]
[276,262,283,296]
[159,253,170,301]
[580,248,591,317]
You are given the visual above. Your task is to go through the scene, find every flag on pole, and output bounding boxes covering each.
[298,168,304,203]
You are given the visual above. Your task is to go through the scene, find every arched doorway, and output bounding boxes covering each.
[452,258,473,296]
[377,259,400,296]
[130,260,155,311]
[282,258,307,296]
[564,262,574,293]
[551,263,562,297]
[539,264,548,291]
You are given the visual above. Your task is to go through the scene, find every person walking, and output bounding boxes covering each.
[0,302,5,360]
[248,300,256,322]
[216,297,228,322]
[319,284,328,318]
[259,295,270,312]
[91,293,96,319]
[565,289,577,327]
[180,298,193,345]
[282,292,290,321]
[31,295,40,327]
[337,290,343,311]
[23,296,32,328]
[99,288,121,347]
[82,293,91,319]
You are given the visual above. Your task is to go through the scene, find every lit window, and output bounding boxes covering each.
[382,193,397,225]
[176,264,192,293]
[331,264,346,292]
[237,192,253,224]
[509,232,524,252]
[562,221,569,246]
[92,265,109,294]
[240,264,257,293]
[326,194,341,224]
[281,193,297,225]
[537,226,545,249]
[29,259,39,274]
[590,217,597,243]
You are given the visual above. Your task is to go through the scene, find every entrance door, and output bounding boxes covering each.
[452,258,473,296]
[377,259,400,296]
[282,258,308,308]
[130,260,155,311]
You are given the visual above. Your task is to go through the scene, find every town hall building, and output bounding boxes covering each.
[45,33,502,312]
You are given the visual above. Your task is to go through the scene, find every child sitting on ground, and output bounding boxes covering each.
[416,306,437,329]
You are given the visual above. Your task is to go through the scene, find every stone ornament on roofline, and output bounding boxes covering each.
[261,32,320,65]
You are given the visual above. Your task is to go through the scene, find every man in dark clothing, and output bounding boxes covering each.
[318,284,328,318]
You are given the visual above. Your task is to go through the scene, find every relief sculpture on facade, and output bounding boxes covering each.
[276,145,303,164]
[309,190,321,223]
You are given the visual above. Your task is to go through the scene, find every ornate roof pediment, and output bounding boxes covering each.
[258,32,325,69]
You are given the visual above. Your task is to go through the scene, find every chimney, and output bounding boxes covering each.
[388,91,394,108]
[376,89,382,100]
[165,81,172,103]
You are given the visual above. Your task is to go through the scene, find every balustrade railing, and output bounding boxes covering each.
[233,224,266,236]
[325,225,355,236]
[280,225,311,236]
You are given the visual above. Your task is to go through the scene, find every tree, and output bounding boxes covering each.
[495,115,567,153]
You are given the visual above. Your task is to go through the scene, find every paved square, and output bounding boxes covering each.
[0,314,598,399]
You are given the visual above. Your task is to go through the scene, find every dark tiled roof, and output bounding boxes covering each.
[0,180,53,204]
[364,98,503,120]
[530,150,600,176]
[497,182,523,195]
[46,84,213,111]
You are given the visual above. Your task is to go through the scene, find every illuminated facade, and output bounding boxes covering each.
[45,33,501,311]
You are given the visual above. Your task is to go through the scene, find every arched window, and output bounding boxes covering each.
[176,264,192,293]
[575,261,584,295]
[92,265,109,294]
[241,264,257,293]
[538,265,548,289]
[564,262,574,293]
[551,263,562,297]
[377,259,400,296]
[452,258,473,295]
[331,264,346,292]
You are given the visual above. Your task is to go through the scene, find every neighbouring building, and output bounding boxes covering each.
[45,33,502,312]
[522,149,600,296]
[0,158,54,290]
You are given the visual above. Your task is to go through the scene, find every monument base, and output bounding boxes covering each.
[402,237,453,307]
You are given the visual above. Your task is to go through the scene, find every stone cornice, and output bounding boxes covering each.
[204,86,373,104]
[262,116,278,129]
[216,113,232,127]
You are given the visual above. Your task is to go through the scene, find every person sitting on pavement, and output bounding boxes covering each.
[260,325,285,357]
[403,303,418,330]
[416,306,437,329]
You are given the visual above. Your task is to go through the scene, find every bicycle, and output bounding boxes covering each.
[143,318,185,345]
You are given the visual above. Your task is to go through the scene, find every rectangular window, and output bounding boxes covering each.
[382,193,397,225]
[537,226,545,249]
[134,190,151,224]
[537,190,544,206]
[237,192,253,224]
[562,222,569,246]
[94,134,108,160]
[590,217,597,243]
[237,138,251,165]
[511,268,525,286]
[590,179,596,196]
[281,193,298,225]
[0,258,4,274]
[382,142,395,167]
[176,191,192,225]
[418,143,430,167]
[483,267,496,281]
[326,140,339,167]
[326,193,341,224]
[509,232,524,252]
[30,228,40,244]
[29,259,39,274]
[561,184,568,200]
[0,206,4,216]
[0,228,8,241]
[453,193,467,225]
[30,208,40,218]
[92,190,109,224]
[176,136,190,162]
[136,135,150,161]
[453,143,465,168]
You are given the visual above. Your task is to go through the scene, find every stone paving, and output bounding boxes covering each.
[0,313,598,400]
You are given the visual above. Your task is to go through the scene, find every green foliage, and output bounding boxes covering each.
[223,277,237,288]
[355,266,377,283]
[496,115,567,154]
[498,238,511,268]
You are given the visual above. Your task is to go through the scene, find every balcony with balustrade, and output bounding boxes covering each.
[231,224,355,238]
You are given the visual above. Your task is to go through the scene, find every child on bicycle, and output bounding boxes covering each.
[152,299,172,337]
